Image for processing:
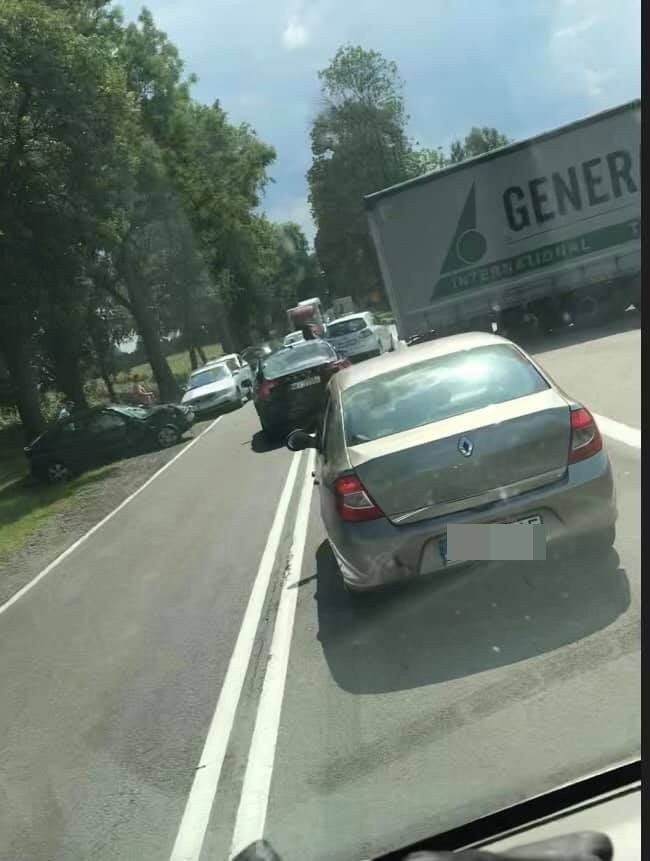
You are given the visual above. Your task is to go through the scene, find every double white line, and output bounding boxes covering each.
[169,449,316,861]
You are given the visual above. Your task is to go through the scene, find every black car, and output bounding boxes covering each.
[253,340,349,439]
[25,404,195,482]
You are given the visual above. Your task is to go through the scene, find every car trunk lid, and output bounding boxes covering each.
[347,389,571,525]
[263,357,343,425]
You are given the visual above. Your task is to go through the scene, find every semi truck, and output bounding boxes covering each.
[365,100,640,342]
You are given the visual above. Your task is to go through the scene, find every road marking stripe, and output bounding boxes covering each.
[594,414,641,449]
[230,448,316,858]
[0,417,223,617]
[168,450,304,861]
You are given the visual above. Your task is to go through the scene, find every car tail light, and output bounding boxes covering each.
[256,379,278,399]
[569,406,603,463]
[335,474,383,522]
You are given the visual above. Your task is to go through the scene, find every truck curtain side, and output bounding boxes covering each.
[365,100,641,341]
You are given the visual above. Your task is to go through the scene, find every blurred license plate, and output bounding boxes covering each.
[438,515,543,564]
[290,376,320,390]
[510,515,542,526]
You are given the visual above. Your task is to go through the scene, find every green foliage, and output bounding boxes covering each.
[307,45,512,309]
[449,126,511,163]
[308,45,411,307]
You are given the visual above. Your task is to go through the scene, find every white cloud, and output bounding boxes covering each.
[282,15,310,49]
[267,197,315,245]
[546,0,639,101]
[552,16,596,39]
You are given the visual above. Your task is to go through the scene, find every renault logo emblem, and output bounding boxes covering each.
[458,435,474,457]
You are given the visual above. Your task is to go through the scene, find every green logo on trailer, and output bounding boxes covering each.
[439,183,488,276]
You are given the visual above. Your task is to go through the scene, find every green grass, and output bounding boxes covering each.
[0,424,119,562]
[0,425,27,492]
[115,342,223,386]
[0,463,119,562]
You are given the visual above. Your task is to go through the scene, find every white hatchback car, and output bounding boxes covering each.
[325,312,393,362]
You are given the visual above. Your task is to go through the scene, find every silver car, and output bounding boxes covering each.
[287,332,617,592]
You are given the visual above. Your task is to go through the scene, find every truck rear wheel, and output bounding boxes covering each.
[572,291,610,328]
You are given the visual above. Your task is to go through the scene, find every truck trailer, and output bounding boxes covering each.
[365,100,640,342]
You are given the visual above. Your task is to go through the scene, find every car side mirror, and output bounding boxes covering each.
[286,429,318,452]
[241,379,252,388]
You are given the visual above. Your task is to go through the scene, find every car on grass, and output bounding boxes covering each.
[25,404,195,482]
[325,311,394,362]
[253,340,350,440]
[287,331,617,592]
[181,363,250,416]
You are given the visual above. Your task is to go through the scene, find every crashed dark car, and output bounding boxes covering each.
[24,404,195,482]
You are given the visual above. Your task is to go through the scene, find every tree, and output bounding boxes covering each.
[0,0,135,437]
[308,45,412,307]
[166,100,276,349]
[449,126,511,163]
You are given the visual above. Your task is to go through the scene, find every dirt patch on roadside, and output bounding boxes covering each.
[0,419,215,607]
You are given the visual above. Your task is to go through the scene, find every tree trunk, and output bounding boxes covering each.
[88,327,117,401]
[126,279,181,403]
[214,305,236,355]
[0,329,45,442]
[49,338,88,409]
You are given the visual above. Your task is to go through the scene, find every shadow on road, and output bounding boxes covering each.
[314,540,630,694]
[250,430,286,454]
[514,308,640,356]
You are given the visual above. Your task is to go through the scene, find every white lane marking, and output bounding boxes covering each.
[169,451,304,861]
[0,417,223,617]
[230,448,316,858]
[594,414,641,449]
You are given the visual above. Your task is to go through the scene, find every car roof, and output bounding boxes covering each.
[328,312,367,323]
[330,331,517,393]
[206,353,236,364]
[190,361,231,376]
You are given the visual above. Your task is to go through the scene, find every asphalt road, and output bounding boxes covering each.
[0,318,640,861]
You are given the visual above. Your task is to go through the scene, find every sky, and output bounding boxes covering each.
[116,0,640,245]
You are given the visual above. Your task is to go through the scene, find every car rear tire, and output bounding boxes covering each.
[259,417,279,441]
[157,424,181,448]
[46,461,70,483]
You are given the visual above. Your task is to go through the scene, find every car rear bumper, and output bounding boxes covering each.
[184,393,239,414]
[325,450,617,591]
[348,349,380,363]
[326,338,379,361]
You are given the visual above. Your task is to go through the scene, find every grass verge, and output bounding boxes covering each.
[0,426,119,564]
[0,464,118,564]
[116,342,224,385]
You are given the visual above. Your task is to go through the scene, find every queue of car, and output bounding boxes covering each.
[29,320,618,598]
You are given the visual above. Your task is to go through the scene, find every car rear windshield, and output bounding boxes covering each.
[188,365,230,389]
[341,344,549,445]
[327,318,366,337]
[263,341,336,377]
